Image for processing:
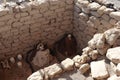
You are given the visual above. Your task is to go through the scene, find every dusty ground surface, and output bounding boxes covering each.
[0,56,58,80]
[0,60,31,80]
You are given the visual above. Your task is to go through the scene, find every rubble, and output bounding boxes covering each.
[88,33,105,49]
[88,2,101,10]
[61,58,74,71]
[110,12,120,20]
[89,50,98,60]
[44,63,62,78]
[79,63,90,74]
[73,55,82,68]
[104,28,120,46]
[90,60,109,79]
[106,47,120,64]
[82,47,93,55]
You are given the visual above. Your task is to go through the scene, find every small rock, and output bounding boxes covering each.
[17,61,22,68]
[89,16,100,26]
[97,44,110,55]
[104,28,120,46]
[81,54,90,63]
[97,6,106,15]
[61,58,74,71]
[79,63,90,74]
[110,12,120,20]
[88,33,105,49]
[73,55,82,68]
[88,2,101,10]
[9,57,15,64]
[44,63,62,78]
[82,47,93,54]
[73,55,81,63]
[82,7,90,13]
[89,50,98,60]
[104,8,114,14]
[87,20,95,27]
[78,0,89,7]
[116,63,120,76]
[17,54,22,60]
[90,60,109,79]
[79,12,89,21]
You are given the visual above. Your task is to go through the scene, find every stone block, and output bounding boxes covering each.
[104,8,114,14]
[72,55,82,67]
[97,6,106,15]
[104,28,120,46]
[88,2,101,10]
[89,50,98,60]
[110,12,120,20]
[78,0,89,7]
[82,47,93,55]
[44,63,62,78]
[88,33,105,49]
[90,60,109,79]
[79,63,90,74]
[106,47,120,64]
[61,58,74,71]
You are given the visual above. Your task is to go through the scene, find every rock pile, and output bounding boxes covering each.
[80,27,120,79]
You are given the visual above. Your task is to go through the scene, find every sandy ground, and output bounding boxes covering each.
[0,60,31,80]
[0,56,58,80]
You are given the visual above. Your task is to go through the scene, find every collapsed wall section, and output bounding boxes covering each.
[73,0,120,50]
[0,0,74,59]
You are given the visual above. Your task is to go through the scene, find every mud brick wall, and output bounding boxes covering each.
[73,0,120,51]
[0,0,74,59]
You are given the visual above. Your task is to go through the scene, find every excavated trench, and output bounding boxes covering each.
[0,0,120,80]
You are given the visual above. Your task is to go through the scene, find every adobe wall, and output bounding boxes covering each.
[0,0,74,59]
[73,0,120,51]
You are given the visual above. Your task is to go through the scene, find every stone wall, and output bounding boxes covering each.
[73,0,120,51]
[0,0,74,59]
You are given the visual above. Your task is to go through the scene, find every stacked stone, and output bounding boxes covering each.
[27,58,75,80]
[73,0,120,50]
[0,0,74,60]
